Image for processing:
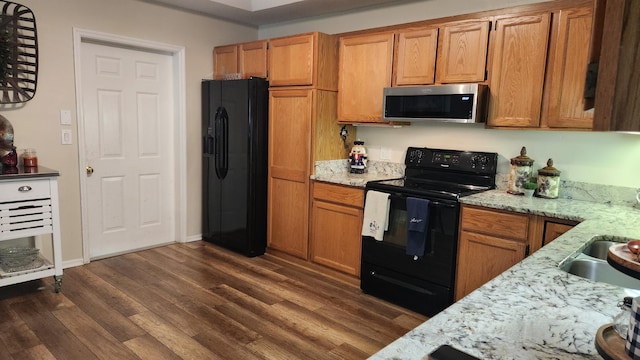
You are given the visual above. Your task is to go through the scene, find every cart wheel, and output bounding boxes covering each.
[53,275,63,293]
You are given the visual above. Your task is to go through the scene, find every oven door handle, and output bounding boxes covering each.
[387,193,457,209]
[429,201,457,208]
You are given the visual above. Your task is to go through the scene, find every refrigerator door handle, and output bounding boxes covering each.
[214,106,223,179]
[219,107,229,179]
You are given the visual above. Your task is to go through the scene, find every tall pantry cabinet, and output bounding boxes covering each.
[266,32,354,259]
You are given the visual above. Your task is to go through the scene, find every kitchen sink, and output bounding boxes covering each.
[561,239,640,290]
[582,240,619,260]
[563,256,640,289]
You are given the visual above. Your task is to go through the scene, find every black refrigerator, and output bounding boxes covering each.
[202,78,268,257]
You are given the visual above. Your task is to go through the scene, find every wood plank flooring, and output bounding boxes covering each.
[0,241,427,359]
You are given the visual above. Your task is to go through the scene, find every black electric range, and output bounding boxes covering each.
[360,147,498,316]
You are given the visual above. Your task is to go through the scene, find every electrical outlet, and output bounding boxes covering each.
[61,129,72,145]
[380,147,391,160]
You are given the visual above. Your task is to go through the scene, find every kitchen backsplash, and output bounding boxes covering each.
[315,160,639,208]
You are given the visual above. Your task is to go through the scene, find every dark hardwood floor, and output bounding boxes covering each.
[0,241,427,359]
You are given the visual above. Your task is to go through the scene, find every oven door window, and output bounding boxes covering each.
[383,194,458,252]
[361,192,460,286]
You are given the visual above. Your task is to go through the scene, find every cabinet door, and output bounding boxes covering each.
[213,45,238,80]
[461,205,529,240]
[545,6,594,129]
[269,33,315,86]
[394,27,438,86]
[543,221,574,246]
[487,13,550,127]
[267,90,312,259]
[239,40,268,79]
[310,200,363,276]
[593,0,640,131]
[455,231,527,300]
[338,32,394,123]
[436,20,490,83]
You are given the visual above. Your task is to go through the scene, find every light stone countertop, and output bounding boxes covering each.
[370,190,640,359]
[311,159,404,187]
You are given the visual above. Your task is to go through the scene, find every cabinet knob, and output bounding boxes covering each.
[86,166,94,175]
[18,185,32,192]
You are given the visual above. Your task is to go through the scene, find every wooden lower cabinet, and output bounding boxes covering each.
[455,205,532,300]
[267,90,312,259]
[455,204,577,300]
[455,231,527,299]
[267,89,352,260]
[310,182,364,277]
[542,219,578,246]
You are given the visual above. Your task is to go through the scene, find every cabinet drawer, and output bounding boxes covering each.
[461,205,529,241]
[0,179,52,202]
[313,182,364,208]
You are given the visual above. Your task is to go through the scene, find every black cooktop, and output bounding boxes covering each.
[365,147,498,200]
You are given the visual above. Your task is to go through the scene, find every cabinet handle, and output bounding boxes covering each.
[18,185,32,192]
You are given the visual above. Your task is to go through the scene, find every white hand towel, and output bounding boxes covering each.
[361,190,391,241]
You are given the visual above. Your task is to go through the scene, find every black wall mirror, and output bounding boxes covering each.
[0,1,37,104]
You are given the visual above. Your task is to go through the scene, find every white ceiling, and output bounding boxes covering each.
[138,0,424,26]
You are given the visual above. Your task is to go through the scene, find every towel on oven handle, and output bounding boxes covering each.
[361,190,391,241]
[406,197,430,258]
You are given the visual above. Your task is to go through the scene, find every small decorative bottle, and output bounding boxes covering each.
[1,146,17,167]
[614,297,633,338]
[22,148,38,167]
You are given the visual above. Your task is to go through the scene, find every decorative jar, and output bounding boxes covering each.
[22,148,37,167]
[507,146,534,195]
[537,159,561,199]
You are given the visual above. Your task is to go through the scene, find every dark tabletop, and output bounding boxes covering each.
[0,165,60,180]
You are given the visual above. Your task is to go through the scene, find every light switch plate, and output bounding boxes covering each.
[61,129,72,144]
[60,110,72,125]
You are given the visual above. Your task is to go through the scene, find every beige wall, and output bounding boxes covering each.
[0,0,257,264]
[259,0,640,188]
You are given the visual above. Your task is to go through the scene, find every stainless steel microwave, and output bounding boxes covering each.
[382,84,488,123]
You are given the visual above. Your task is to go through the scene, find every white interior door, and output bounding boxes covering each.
[80,41,175,259]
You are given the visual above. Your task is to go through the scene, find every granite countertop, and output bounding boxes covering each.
[312,171,400,187]
[311,159,404,188]
[371,190,640,359]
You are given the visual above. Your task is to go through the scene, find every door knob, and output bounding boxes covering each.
[86,166,94,175]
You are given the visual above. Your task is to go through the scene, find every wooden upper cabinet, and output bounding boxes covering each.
[393,27,438,86]
[239,40,268,79]
[435,20,490,84]
[544,6,594,129]
[213,40,267,80]
[338,32,394,123]
[268,32,338,89]
[213,45,238,80]
[593,0,640,131]
[487,12,551,128]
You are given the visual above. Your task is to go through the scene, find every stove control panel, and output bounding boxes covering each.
[405,147,497,174]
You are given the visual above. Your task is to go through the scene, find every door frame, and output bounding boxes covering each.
[72,28,187,264]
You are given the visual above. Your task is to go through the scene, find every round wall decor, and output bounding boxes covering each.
[0,1,37,104]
